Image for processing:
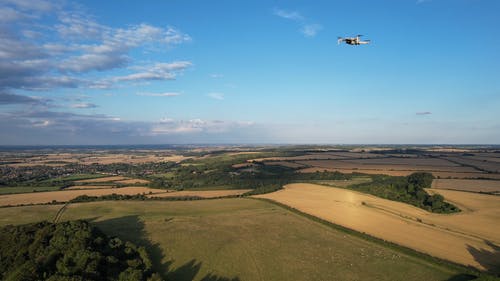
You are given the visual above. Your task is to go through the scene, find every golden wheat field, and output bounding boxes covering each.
[255,183,500,271]
[0,187,168,206]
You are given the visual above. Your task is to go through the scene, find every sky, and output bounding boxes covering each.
[0,0,499,145]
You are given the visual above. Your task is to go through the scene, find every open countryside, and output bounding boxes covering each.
[256,183,500,271]
[0,199,475,281]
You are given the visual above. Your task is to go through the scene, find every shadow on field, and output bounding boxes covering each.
[467,240,500,276]
[164,259,239,281]
[445,273,478,281]
[92,215,169,277]
[92,215,240,281]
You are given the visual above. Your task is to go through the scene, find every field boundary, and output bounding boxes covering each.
[249,197,486,276]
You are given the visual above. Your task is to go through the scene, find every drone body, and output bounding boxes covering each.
[338,35,371,45]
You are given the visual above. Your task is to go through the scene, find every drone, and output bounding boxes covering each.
[337,35,371,45]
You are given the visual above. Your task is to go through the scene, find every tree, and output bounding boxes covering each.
[407,172,434,190]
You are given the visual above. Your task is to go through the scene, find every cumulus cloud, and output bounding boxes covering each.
[151,118,253,135]
[207,92,224,100]
[0,108,260,144]
[0,1,191,92]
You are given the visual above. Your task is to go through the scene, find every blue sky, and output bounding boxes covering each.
[0,0,499,144]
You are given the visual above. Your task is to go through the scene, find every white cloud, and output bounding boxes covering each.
[273,8,304,21]
[113,61,192,83]
[151,118,253,135]
[210,73,224,78]
[273,7,322,38]
[137,92,181,97]
[300,24,322,37]
[2,0,53,12]
[0,2,192,92]
[207,92,224,100]
[70,102,98,109]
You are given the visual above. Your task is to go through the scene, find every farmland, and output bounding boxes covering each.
[432,179,500,194]
[1,145,499,279]
[256,183,500,272]
[0,199,472,281]
[0,186,168,206]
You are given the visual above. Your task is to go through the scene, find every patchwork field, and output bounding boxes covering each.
[432,179,500,194]
[1,153,192,167]
[0,199,468,281]
[256,183,500,272]
[296,159,479,173]
[0,187,167,206]
[297,167,500,179]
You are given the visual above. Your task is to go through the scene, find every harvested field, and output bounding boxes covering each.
[0,187,168,206]
[296,159,480,173]
[256,183,500,271]
[298,167,500,180]
[250,152,386,163]
[114,178,150,184]
[149,189,252,198]
[444,156,500,173]
[298,167,414,176]
[342,157,461,167]
[264,161,306,168]
[432,179,500,193]
[65,185,115,190]
[75,176,129,183]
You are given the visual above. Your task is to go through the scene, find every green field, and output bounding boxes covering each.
[0,185,62,195]
[0,198,472,281]
[303,176,372,187]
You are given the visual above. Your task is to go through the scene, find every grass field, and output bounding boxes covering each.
[75,176,130,183]
[256,183,500,272]
[0,199,469,281]
[148,189,251,198]
[0,186,61,195]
